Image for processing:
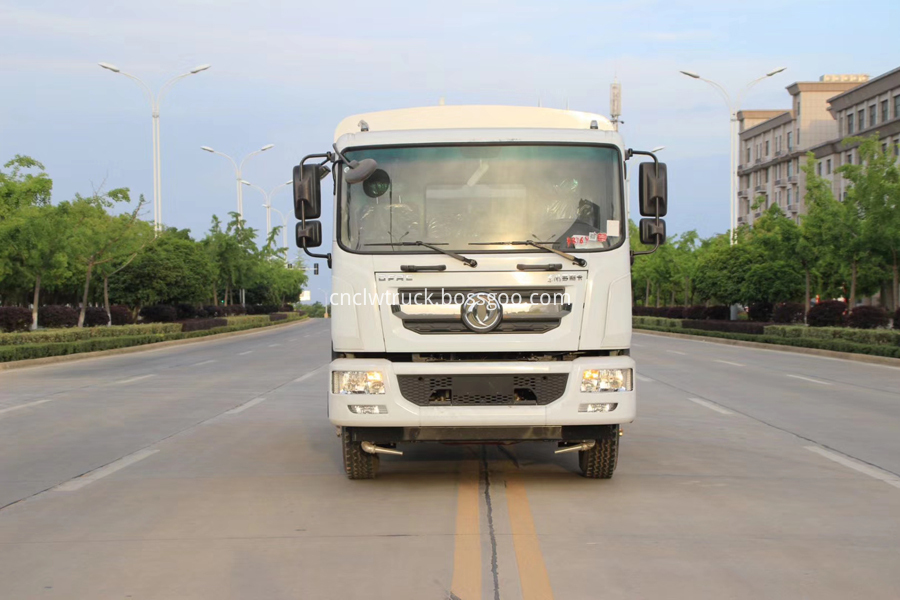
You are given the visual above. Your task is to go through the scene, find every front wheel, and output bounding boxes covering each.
[578,425,619,479]
[341,427,379,479]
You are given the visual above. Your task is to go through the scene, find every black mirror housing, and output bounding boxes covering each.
[639,162,668,217]
[639,218,666,246]
[296,220,323,249]
[293,164,324,220]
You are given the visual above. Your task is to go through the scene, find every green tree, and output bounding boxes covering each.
[0,155,53,218]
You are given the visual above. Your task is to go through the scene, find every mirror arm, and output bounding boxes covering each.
[627,148,660,177]
[298,193,332,269]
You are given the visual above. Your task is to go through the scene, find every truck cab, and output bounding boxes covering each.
[293,105,667,479]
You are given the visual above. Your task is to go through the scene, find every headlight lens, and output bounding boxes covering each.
[581,369,632,392]
[333,371,386,394]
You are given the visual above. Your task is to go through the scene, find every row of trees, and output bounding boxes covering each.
[632,136,900,314]
[0,155,308,329]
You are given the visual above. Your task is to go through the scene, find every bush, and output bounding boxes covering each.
[179,318,228,332]
[702,305,729,320]
[747,302,774,322]
[773,302,805,324]
[633,316,682,329]
[684,305,706,320]
[110,305,134,325]
[245,304,280,315]
[39,305,78,328]
[895,308,900,330]
[225,315,270,327]
[683,320,766,335]
[280,304,294,313]
[140,305,178,323]
[764,325,900,346]
[199,305,225,318]
[0,307,32,332]
[807,300,847,328]
[222,305,246,316]
[846,305,889,330]
[82,307,110,327]
[663,307,685,319]
[175,303,198,320]
[0,323,182,346]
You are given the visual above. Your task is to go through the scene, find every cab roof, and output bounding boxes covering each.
[334,105,614,141]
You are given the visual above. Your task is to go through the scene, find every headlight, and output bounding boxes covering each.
[581,369,632,392]
[332,371,386,395]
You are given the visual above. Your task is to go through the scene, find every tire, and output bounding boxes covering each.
[342,427,379,479]
[578,425,619,479]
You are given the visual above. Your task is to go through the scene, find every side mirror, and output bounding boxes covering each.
[296,220,323,249]
[639,162,668,217]
[639,218,666,246]
[293,164,326,220]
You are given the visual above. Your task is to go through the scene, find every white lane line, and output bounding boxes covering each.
[238,350,254,356]
[287,338,298,342]
[55,449,159,492]
[805,446,900,490]
[0,398,56,416]
[631,342,643,347]
[111,374,156,385]
[224,397,267,415]
[687,397,733,415]
[635,374,654,383]
[714,359,745,367]
[666,350,686,356]
[268,343,281,347]
[293,365,326,384]
[786,374,832,386]
[191,359,216,367]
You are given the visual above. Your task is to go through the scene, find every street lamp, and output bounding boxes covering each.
[241,179,291,238]
[679,67,786,244]
[267,205,290,254]
[201,144,274,217]
[99,62,210,233]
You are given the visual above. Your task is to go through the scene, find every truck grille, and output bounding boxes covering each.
[397,374,568,406]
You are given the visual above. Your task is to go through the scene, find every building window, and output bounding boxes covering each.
[787,131,793,151]
[846,151,853,165]
[765,140,770,156]
[848,112,854,134]
[858,109,865,130]
[870,105,877,128]
[746,147,751,163]
[796,130,800,146]
[895,96,900,119]
[765,168,770,183]
[787,189,792,205]
[826,158,832,174]
[787,161,793,178]
[817,162,822,176]
[882,99,889,123]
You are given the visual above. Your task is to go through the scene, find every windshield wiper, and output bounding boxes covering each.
[365,241,477,268]
[469,240,586,267]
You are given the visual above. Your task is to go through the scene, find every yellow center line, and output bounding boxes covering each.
[451,459,482,600]
[506,470,555,600]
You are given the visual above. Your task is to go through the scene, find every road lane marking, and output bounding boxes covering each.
[268,343,281,348]
[631,342,643,347]
[666,350,686,355]
[224,397,267,415]
[714,359,745,367]
[191,360,216,366]
[293,365,326,384]
[687,397,733,415]
[0,399,56,416]
[111,374,156,385]
[287,338,298,342]
[635,374,654,383]
[55,449,159,492]
[786,374,832,386]
[238,350,254,356]
[805,446,900,490]
[450,460,481,600]
[506,471,555,600]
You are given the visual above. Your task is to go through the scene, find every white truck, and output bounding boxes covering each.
[293,105,667,479]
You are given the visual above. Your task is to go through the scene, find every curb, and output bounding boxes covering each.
[0,317,314,372]
[634,328,900,368]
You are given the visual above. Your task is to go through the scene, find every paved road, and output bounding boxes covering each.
[1,322,899,599]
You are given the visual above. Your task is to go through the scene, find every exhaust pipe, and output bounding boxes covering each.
[361,441,403,456]
[555,441,595,455]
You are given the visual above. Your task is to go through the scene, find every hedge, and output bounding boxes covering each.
[0,323,182,346]
[0,307,32,332]
[226,315,271,327]
[764,325,900,346]
[633,324,900,359]
[685,320,767,335]
[179,318,228,332]
[633,316,683,329]
[0,314,307,362]
[39,305,78,328]
[846,306,890,330]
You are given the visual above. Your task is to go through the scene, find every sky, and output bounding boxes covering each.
[2,0,899,303]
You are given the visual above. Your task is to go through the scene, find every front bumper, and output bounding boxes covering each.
[328,356,636,427]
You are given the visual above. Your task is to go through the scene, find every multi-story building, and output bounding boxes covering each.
[736,75,868,226]
[810,66,900,202]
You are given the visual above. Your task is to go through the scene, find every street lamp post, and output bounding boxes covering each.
[242,180,291,238]
[99,62,210,233]
[200,144,275,218]
[268,206,290,254]
[679,67,786,244]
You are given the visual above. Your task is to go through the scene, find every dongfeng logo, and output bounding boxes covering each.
[461,293,502,333]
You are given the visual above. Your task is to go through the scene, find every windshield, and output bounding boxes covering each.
[339,144,623,253]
